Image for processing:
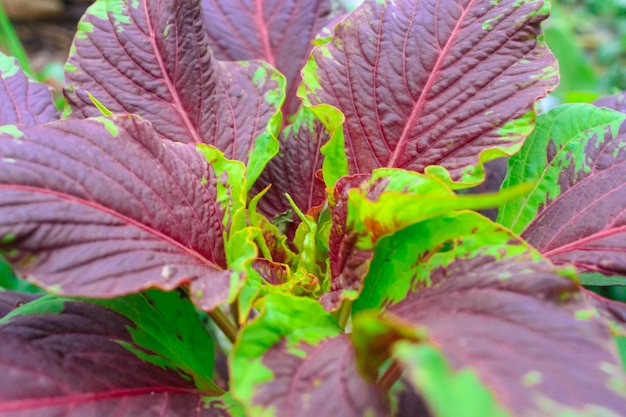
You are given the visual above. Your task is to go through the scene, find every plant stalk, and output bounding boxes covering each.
[378,360,403,393]
[230,300,241,327]
[208,307,238,344]
[335,299,353,330]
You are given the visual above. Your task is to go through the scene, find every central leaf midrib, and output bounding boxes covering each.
[254,0,275,66]
[386,2,474,168]
[0,385,202,412]
[142,2,202,143]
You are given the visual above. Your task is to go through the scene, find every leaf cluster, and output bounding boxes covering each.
[1,0,626,416]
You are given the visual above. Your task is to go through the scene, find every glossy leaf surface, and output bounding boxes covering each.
[64,0,283,183]
[0,53,59,126]
[498,104,626,276]
[0,295,230,416]
[302,0,557,182]
[231,294,388,417]
[0,116,240,311]
[202,0,343,116]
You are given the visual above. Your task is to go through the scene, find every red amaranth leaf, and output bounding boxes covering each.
[0,297,229,417]
[0,116,234,310]
[201,0,344,116]
[64,0,283,174]
[254,336,387,417]
[376,213,626,415]
[302,0,557,181]
[0,53,59,126]
[595,91,626,114]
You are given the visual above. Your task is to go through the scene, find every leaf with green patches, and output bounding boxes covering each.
[353,211,544,313]
[0,294,230,416]
[394,343,512,417]
[498,104,626,276]
[0,290,40,319]
[321,169,531,310]
[87,289,219,392]
[64,0,284,185]
[351,211,626,415]
[230,294,388,417]
[0,116,246,312]
[301,0,557,184]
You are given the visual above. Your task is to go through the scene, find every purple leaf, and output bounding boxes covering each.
[0,116,235,311]
[302,0,557,181]
[251,107,328,222]
[0,297,229,416]
[201,0,344,116]
[64,0,283,175]
[583,288,626,336]
[392,380,431,417]
[0,291,39,319]
[595,91,626,114]
[255,336,387,417]
[0,53,59,126]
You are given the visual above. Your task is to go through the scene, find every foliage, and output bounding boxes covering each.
[544,0,626,102]
[1,0,626,416]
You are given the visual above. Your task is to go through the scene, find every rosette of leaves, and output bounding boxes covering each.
[1,0,626,416]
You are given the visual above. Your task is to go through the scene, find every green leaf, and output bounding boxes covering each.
[580,273,626,287]
[353,211,544,313]
[230,293,389,416]
[299,52,348,188]
[88,289,220,392]
[394,342,512,417]
[0,256,41,293]
[349,169,531,243]
[231,294,341,407]
[193,145,255,310]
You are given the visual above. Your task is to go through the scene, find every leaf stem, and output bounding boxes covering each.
[284,193,308,224]
[230,300,240,327]
[378,360,403,393]
[208,308,238,344]
[335,299,353,330]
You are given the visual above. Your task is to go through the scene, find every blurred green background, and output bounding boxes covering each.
[545,0,626,102]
